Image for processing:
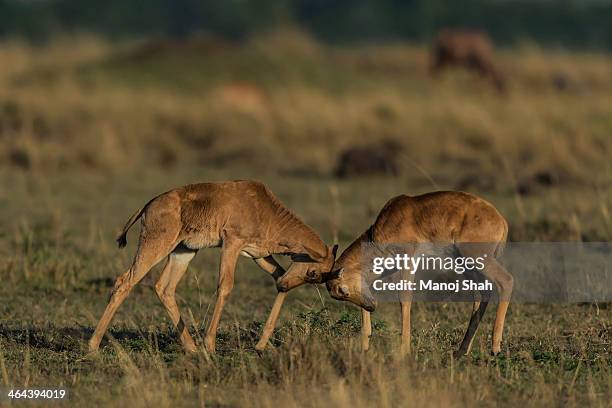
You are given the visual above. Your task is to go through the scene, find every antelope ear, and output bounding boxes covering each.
[302,244,327,262]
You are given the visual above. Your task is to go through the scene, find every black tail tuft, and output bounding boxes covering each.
[117,233,128,248]
[115,203,148,249]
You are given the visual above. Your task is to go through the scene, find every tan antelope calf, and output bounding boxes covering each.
[260,191,512,357]
[88,180,337,353]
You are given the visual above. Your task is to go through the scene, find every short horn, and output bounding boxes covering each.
[321,267,344,282]
[321,271,334,282]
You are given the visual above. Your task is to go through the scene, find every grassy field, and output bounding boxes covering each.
[0,31,611,406]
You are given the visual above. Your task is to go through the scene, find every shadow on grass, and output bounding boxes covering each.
[0,324,183,354]
[0,309,369,356]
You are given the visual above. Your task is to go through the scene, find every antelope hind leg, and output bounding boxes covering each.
[155,247,198,352]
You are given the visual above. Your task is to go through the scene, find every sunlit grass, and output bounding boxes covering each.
[0,32,610,406]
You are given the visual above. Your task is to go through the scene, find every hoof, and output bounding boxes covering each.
[184,345,198,353]
[88,341,100,354]
[204,339,216,354]
[80,349,102,362]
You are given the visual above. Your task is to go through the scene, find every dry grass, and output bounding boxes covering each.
[0,32,610,406]
[2,33,612,183]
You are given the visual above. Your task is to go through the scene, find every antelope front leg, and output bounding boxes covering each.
[255,291,287,350]
[252,256,288,350]
[253,255,286,281]
[361,309,372,351]
[454,292,488,359]
[400,300,411,356]
[398,266,413,357]
[204,239,241,353]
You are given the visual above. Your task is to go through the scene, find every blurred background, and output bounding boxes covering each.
[2,0,612,178]
[0,3,611,405]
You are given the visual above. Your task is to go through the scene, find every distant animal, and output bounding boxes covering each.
[552,73,570,92]
[88,180,338,354]
[430,29,506,93]
[551,72,579,93]
[215,82,269,115]
[334,139,402,178]
[265,191,512,358]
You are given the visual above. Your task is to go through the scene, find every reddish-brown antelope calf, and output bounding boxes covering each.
[88,180,337,354]
[430,29,506,93]
[260,191,512,358]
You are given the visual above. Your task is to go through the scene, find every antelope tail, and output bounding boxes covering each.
[116,206,146,248]
[494,221,509,258]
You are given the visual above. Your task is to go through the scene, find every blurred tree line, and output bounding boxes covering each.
[1,0,612,48]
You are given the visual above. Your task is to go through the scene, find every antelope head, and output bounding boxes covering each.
[276,244,339,292]
[324,265,377,312]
